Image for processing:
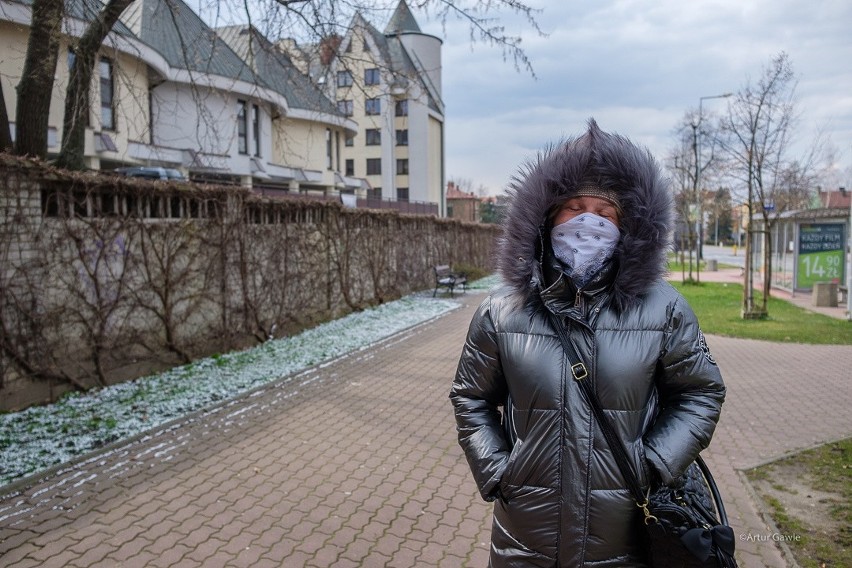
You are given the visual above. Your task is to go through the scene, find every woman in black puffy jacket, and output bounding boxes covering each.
[450,120,726,567]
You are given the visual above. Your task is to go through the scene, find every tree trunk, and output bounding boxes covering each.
[762,217,773,314]
[55,49,95,170]
[55,0,135,170]
[14,0,64,158]
[0,79,13,151]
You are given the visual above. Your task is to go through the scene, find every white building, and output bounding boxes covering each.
[293,1,446,214]
[1,0,359,194]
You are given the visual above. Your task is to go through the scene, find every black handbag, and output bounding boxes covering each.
[547,312,738,568]
[643,458,737,567]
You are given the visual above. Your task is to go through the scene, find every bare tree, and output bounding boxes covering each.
[252,0,542,74]
[6,0,541,164]
[55,0,136,170]
[718,52,822,318]
[668,107,727,284]
[13,0,64,158]
[707,187,733,246]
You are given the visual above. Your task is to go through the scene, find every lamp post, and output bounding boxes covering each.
[843,185,852,320]
[695,93,732,263]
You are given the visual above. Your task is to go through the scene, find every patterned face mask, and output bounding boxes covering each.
[551,213,620,286]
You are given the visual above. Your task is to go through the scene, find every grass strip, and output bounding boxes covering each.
[745,438,851,568]
[672,281,852,345]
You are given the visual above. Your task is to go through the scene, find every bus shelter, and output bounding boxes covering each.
[765,208,848,294]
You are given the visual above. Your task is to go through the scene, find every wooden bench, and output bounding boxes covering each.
[433,265,468,297]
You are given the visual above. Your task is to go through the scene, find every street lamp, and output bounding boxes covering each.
[842,185,852,320]
[695,93,732,262]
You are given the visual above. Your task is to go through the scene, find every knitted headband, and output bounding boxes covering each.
[573,180,623,216]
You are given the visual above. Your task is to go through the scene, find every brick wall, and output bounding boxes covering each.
[0,159,498,410]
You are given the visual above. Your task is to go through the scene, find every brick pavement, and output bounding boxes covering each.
[1,288,850,567]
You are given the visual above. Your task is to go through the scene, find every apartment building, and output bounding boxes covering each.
[0,0,357,193]
[292,1,446,214]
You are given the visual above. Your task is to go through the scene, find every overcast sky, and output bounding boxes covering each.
[413,0,852,195]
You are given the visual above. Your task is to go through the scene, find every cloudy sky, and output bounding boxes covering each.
[412,0,852,195]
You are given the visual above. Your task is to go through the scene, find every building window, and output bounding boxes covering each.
[337,100,353,116]
[365,98,381,116]
[345,159,354,176]
[366,158,381,176]
[365,129,381,146]
[364,68,380,86]
[396,187,409,202]
[326,128,332,169]
[335,131,340,171]
[345,135,354,147]
[237,100,248,154]
[396,159,409,175]
[395,99,408,117]
[99,58,115,130]
[337,70,353,87]
[367,187,381,200]
[395,129,408,146]
[252,104,261,157]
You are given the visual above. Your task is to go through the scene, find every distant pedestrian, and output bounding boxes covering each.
[450,120,726,567]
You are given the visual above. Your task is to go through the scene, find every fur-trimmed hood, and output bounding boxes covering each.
[497,119,673,311]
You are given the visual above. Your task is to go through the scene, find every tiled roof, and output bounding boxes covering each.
[817,191,851,209]
[11,0,135,37]
[385,0,421,34]
[447,187,479,200]
[217,25,341,116]
[123,0,256,83]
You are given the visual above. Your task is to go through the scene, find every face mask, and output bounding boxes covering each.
[551,213,620,285]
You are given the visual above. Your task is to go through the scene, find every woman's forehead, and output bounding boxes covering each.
[561,196,618,209]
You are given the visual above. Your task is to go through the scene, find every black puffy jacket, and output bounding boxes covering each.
[450,120,726,567]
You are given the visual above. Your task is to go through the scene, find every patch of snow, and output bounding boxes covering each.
[0,288,476,487]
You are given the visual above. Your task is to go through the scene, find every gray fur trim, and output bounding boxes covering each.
[497,119,673,312]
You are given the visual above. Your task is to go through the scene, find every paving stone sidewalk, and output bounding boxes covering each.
[1,290,850,567]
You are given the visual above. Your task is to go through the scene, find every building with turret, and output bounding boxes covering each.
[299,1,445,214]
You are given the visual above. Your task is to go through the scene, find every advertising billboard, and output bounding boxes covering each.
[796,223,846,289]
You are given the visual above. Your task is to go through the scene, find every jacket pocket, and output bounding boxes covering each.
[498,439,523,500]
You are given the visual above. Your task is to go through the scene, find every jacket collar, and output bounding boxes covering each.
[539,253,616,317]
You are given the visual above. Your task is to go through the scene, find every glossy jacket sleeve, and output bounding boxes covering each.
[644,294,726,485]
[449,296,510,501]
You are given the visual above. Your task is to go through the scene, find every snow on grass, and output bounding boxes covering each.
[0,288,482,488]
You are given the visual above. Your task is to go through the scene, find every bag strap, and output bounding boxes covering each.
[546,310,728,524]
[696,451,729,525]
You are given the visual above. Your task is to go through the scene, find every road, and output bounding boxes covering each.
[698,244,745,268]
